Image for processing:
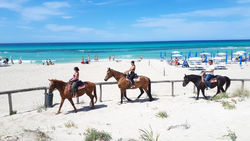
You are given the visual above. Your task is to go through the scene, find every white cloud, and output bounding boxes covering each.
[133,6,250,40]
[62,16,72,19]
[17,25,33,29]
[45,24,93,32]
[81,0,129,6]
[43,2,70,9]
[237,0,250,3]
[0,0,71,22]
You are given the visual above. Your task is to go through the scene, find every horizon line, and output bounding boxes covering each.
[1,39,250,45]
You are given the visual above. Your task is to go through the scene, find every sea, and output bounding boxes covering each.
[0,40,250,64]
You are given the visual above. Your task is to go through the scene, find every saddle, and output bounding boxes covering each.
[76,81,87,90]
[209,75,217,83]
[126,74,140,82]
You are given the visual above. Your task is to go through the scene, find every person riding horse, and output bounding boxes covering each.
[201,60,215,89]
[70,67,80,97]
[124,61,136,88]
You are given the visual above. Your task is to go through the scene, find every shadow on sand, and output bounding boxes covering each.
[66,104,107,114]
[189,95,212,100]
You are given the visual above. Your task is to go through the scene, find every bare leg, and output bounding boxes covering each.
[57,98,65,114]
[68,98,77,113]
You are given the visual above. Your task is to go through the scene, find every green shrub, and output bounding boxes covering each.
[84,128,112,141]
[64,121,77,128]
[211,93,229,101]
[231,89,250,99]
[139,126,160,141]
[221,101,236,110]
[223,129,237,141]
[155,111,168,119]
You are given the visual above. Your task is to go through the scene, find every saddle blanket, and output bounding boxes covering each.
[126,76,140,82]
[210,78,217,83]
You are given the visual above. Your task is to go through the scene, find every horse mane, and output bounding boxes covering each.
[110,69,124,75]
[187,74,201,81]
[51,79,67,84]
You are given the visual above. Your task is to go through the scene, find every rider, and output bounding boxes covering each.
[202,60,215,88]
[125,61,136,88]
[70,67,80,97]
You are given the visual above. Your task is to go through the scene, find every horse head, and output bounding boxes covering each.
[104,68,112,81]
[182,74,190,87]
[48,79,57,93]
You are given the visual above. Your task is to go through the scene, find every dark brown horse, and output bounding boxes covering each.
[48,79,97,114]
[104,68,153,104]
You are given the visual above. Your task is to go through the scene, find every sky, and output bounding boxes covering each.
[0,0,250,43]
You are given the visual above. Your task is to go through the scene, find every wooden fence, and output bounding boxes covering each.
[0,79,250,115]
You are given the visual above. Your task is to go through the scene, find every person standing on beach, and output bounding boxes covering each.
[124,61,136,88]
[202,60,215,88]
[70,67,80,97]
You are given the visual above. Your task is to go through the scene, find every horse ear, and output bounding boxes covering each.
[48,79,51,81]
[108,68,110,71]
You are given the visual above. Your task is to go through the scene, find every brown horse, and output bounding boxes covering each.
[48,79,97,114]
[104,68,153,104]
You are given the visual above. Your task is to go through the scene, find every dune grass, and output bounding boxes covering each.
[231,88,250,99]
[221,101,236,110]
[211,93,229,101]
[84,128,112,141]
[24,129,51,141]
[36,105,47,113]
[64,121,77,128]
[223,129,237,141]
[155,111,168,119]
[139,126,160,141]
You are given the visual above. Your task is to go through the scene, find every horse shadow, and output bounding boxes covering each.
[65,104,107,114]
[189,95,212,100]
[125,97,159,104]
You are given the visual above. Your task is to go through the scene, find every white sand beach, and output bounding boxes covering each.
[0,59,250,141]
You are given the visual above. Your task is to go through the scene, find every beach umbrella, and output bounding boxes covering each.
[164,52,167,58]
[195,52,198,57]
[160,52,163,59]
[204,55,208,64]
[182,56,187,68]
[172,51,180,54]
[244,53,247,64]
[201,52,210,56]
[240,56,242,67]
[188,51,191,58]
[218,53,226,56]
[225,52,228,64]
[231,50,233,61]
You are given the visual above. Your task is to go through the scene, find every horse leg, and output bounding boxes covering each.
[124,91,132,102]
[86,92,95,108]
[136,88,144,101]
[68,98,77,113]
[56,98,65,114]
[221,86,225,93]
[196,88,200,100]
[144,86,153,101]
[120,90,125,104]
[201,89,208,100]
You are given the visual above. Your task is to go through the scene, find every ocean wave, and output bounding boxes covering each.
[0,51,8,54]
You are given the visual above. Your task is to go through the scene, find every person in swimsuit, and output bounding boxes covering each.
[202,60,215,88]
[124,61,136,88]
[70,67,80,97]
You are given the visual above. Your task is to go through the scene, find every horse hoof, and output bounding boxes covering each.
[56,112,60,115]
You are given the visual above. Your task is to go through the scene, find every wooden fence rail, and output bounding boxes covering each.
[1,79,250,115]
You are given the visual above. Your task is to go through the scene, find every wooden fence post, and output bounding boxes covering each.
[171,82,174,96]
[99,84,102,102]
[8,93,13,115]
[77,97,79,104]
[241,80,245,90]
[44,88,47,107]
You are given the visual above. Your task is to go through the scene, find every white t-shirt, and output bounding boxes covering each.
[206,65,215,75]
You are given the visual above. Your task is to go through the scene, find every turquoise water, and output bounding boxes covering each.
[0,40,250,63]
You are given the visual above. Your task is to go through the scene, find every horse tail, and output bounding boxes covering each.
[225,76,231,92]
[93,83,97,103]
[148,77,153,100]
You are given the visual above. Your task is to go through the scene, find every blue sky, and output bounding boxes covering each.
[0,0,250,43]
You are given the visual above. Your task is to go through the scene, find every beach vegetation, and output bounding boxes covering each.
[211,93,229,101]
[223,129,237,141]
[84,128,112,141]
[156,111,168,119]
[139,126,160,141]
[231,88,250,99]
[221,101,236,110]
[64,121,77,128]
[24,129,51,141]
[37,105,47,113]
